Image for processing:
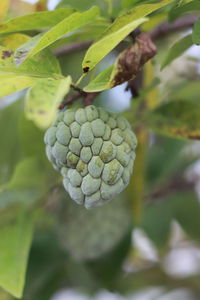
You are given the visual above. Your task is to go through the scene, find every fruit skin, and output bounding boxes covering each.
[57,192,132,261]
[44,105,137,209]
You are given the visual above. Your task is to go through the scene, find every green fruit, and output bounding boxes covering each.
[57,192,132,260]
[44,105,137,209]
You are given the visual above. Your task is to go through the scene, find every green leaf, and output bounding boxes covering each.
[19,116,46,160]
[15,6,100,63]
[0,157,49,210]
[161,34,193,70]
[148,99,200,140]
[84,65,114,92]
[141,202,172,248]
[169,0,200,22]
[172,80,200,102]
[0,101,22,185]
[25,76,71,129]
[192,18,200,45]
[122,0,141,9]
[172,192,200,241]
[82,0,175,72]
[147,137,186,187]
[0,7,75,35]
[0,209,35,298]
[56,0,97,10]
[50,20,109,50]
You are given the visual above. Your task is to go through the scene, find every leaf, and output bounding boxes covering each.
[172,80,200,102]
[147,137,186,186]
[192,18,200,45]
[141,202,172,248]
[82,0,175,72]
[84,33,156,92]
[0,0,10,22]
[0,44,61,78]
[0,7,75,35]
[0,42,62,97]
[0,209,35,298]
[56,0,96,10]
[25,76,71,128]
[0,33,30,50]
[0,74,37,98]
[172,192,200,241]
[121,0,141,9]
[147,99,200,140]
[0,157,49,210]
[14,48,61,77]
[84,65,114,92]
[169,0,200,22]
[141,12,167,32]
[0,101,22,185]
[161,34,193,70]
[50,20,109,50]
[19,116,46,160]
[15,6,100,63]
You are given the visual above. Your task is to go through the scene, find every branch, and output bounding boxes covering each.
[83,92,100,106]
[54,16,197,57]
[54,40,93,56]
[58,93,81,109]
[57,16,197,108]
[150,16,198,40]
[59,84,100,109]
[145,175,195,204]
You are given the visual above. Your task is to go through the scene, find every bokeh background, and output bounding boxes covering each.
[1,0,200,299]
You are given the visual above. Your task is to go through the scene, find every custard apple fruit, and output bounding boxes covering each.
[57,192,132,260]
[44,105,137,209]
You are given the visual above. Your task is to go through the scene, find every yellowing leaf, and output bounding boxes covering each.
[0,42,62,97]
[148,100,200,140]
[82,0,175,72]
[25,76,71,128]
[0,33,30,50]
[0,74,37,98]
[0,43,61,77]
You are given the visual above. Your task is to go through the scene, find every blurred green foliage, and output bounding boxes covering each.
[0,0,200,299]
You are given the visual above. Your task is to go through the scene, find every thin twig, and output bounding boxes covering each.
[83,92,100,106]
[70,84,87,97]
[58,93,81,109]
[145,176,194,204]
